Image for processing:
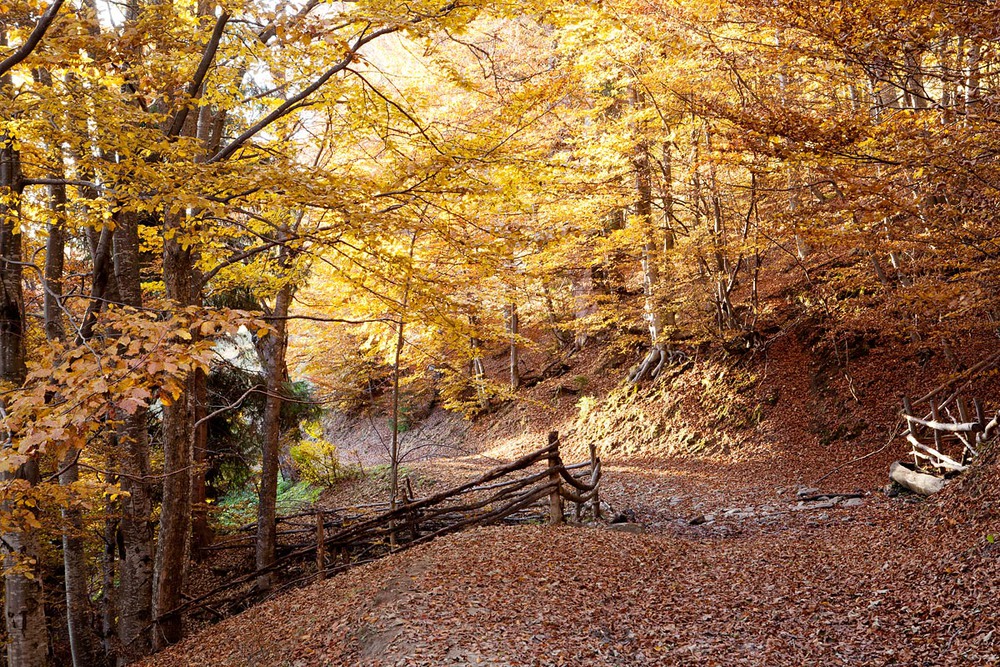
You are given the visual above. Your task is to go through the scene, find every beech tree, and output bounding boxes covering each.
[5,0,1000,664]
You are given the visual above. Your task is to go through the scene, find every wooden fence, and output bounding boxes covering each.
[166,431,602,622]
[901,389,999,474]
[888,354,1000,495]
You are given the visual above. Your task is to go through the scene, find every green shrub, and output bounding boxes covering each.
[291,438,360,488]
[215,480,323,529]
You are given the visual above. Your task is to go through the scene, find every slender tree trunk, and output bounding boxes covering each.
[507,302,519,391]
[775,37,810,262]
[389,235,416,515]
[2,462,49,667]
[631,86,660,343]
[570,270,594,349]
[965,37,981,120]
[469,324,487,409]
[191,368,212,558]
[629,86,669,384]
[112,209,155,663]
[190,100,223,558]
[903,45,930,110]
[660,141,676,330]
[1,111,50,667]
[255,278,292,591]
[100,505,117,659]
[153,208,195,648]
[43,170,97,667]
[79,226,114,341]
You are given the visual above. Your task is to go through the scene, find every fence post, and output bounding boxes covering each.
[930,393,943,452]
[315,511,326,580]
[548,431,564,525]
[902,395,916,466]
[589,442,601,520]
[405,476,420,541]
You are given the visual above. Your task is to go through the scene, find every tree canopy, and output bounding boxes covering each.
[3,0,1000,663]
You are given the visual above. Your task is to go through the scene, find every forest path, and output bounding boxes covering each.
[143,452,1000,667]
[143,511,999,667]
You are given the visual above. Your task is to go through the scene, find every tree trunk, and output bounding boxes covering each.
[507,302,520,391]
[79,226,114,341]
[631,85,662,345]
[660,141,676,330]
[100,505,117,660]
[255,280,292,591]
[191,367,212,558]
[965,37,981,118]
[2,461,49,667]
[1,113,50,667]
[190,96,224,559]
[389,235,415,520]
[153,208,195,648]
[42,165,98,666]
[470,327,487,408]
[112,210,155,662]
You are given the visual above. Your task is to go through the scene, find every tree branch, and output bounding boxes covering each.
[0,0,66,78]
[166,10,231,138]
[209,24,398,163]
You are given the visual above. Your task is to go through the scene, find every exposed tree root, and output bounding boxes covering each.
[628,345,689,384]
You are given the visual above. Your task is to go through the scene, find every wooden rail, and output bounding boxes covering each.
[162,431,602,623]
[901,389,999,474]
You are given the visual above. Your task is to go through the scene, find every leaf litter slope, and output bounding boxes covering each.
[143,501,999,666]
[143,329,1000,666]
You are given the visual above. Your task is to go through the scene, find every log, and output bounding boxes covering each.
[889,461,947,496]
[912,352,1000,405]
[903,413,982,433]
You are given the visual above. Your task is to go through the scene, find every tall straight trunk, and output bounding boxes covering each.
[630,85,660,344]
[190,101,223,558]
[903,45,930,110]
[775,40,810,262]
[79,226,114,341]
[99,503,117,659]
[153,208,195,648]
[1,103,49,667]
[388,235,415,514]
[255,278,292,591]
[112,5,154,647]
[43,182,66,340]
[507,302,519,390]
[112,210,154,663]
[965,37,981,117]
[690,124,703,231]
[660,142,676,330]
[43,168,96,667]
[2,461,48,667]
[704,130,735,331]
[190,368,211,558]
[469,321,487,409]
[152,34,208,637]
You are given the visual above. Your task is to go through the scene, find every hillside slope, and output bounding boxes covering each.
[147,292,1000,666]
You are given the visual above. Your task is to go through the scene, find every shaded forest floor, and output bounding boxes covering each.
[145,263,1000,666]
[143,474,999,666]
